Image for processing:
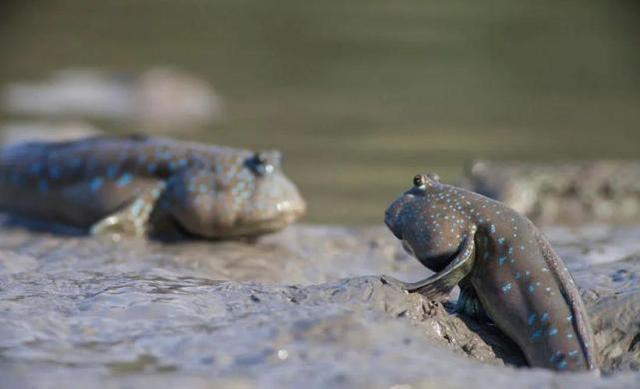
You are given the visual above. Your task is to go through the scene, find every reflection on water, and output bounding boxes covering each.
[0,0,638,223]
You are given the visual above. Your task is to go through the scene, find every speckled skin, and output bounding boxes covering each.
[0,135,306,238]
[384,174,597,371]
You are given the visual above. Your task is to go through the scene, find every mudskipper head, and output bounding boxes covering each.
[168,149,305,239]
[229,150,306,237]
[384,173,467,272]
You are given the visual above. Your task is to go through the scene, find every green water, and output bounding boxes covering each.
[1,0,638,224]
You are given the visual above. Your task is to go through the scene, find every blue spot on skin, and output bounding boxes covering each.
[557,360,568,370]
[49,166,61,179]
[567,315,573,322]
[490,224,496,234]
[498,256,507,265]
[501,283,512,293]
[548,328,558,337]
[528,284,536,293]
[116,173,133,187]
[567,334,574,339]
[37,179,48,193]
[90,177,103,192]
[508,247,514,254]
[106,165,118,179]
[30,162,42,175]
[497,237,505,244]
[541,313,549,322]
[528,314,536,326]
[568,350,579,357]
[530,329,543,341]
[514,272,521,279]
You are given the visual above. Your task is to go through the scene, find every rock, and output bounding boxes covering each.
[462,160,640,225]
[2,69,133,119]
[134,68,223,131]
[0,220,638,387]
[1,68,223,131]
[589,292,640,374]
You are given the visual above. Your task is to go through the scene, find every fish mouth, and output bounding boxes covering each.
[231,200,306,237]
[401,240,415,257]
[275,199,306,217]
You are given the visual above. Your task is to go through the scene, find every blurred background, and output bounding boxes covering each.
[0,0,638,224]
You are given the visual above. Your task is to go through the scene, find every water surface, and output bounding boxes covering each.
[1,0,638,223]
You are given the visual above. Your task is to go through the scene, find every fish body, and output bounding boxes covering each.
[0,135,306,238]
[384,173,597,371]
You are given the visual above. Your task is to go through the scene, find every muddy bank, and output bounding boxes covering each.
[463,160,640,225]
[1,220,639,388]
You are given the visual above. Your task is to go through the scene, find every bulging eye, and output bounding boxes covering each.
[413,174,427,188]
[246,151,278,177]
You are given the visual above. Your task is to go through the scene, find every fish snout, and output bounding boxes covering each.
[384,198,405,239]
[277,191,307,222]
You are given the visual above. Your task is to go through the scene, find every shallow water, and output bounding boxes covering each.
[1,1,639,223]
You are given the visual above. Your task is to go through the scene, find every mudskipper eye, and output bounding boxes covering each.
[255,152,267,165]
[247,152,274,177]
[413,174,427,188]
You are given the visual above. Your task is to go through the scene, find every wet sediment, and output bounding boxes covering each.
[0,220,639,387]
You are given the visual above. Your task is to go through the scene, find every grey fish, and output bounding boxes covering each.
[384,173,597,372]
[0,135,306,239]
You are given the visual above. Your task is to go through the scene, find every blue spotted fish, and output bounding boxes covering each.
[0,135,306,239]
[383,173,597,371]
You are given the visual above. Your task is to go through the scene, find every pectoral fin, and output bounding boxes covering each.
[383,225,477,300]
[90,182,166,237]
[456,280,490,321]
